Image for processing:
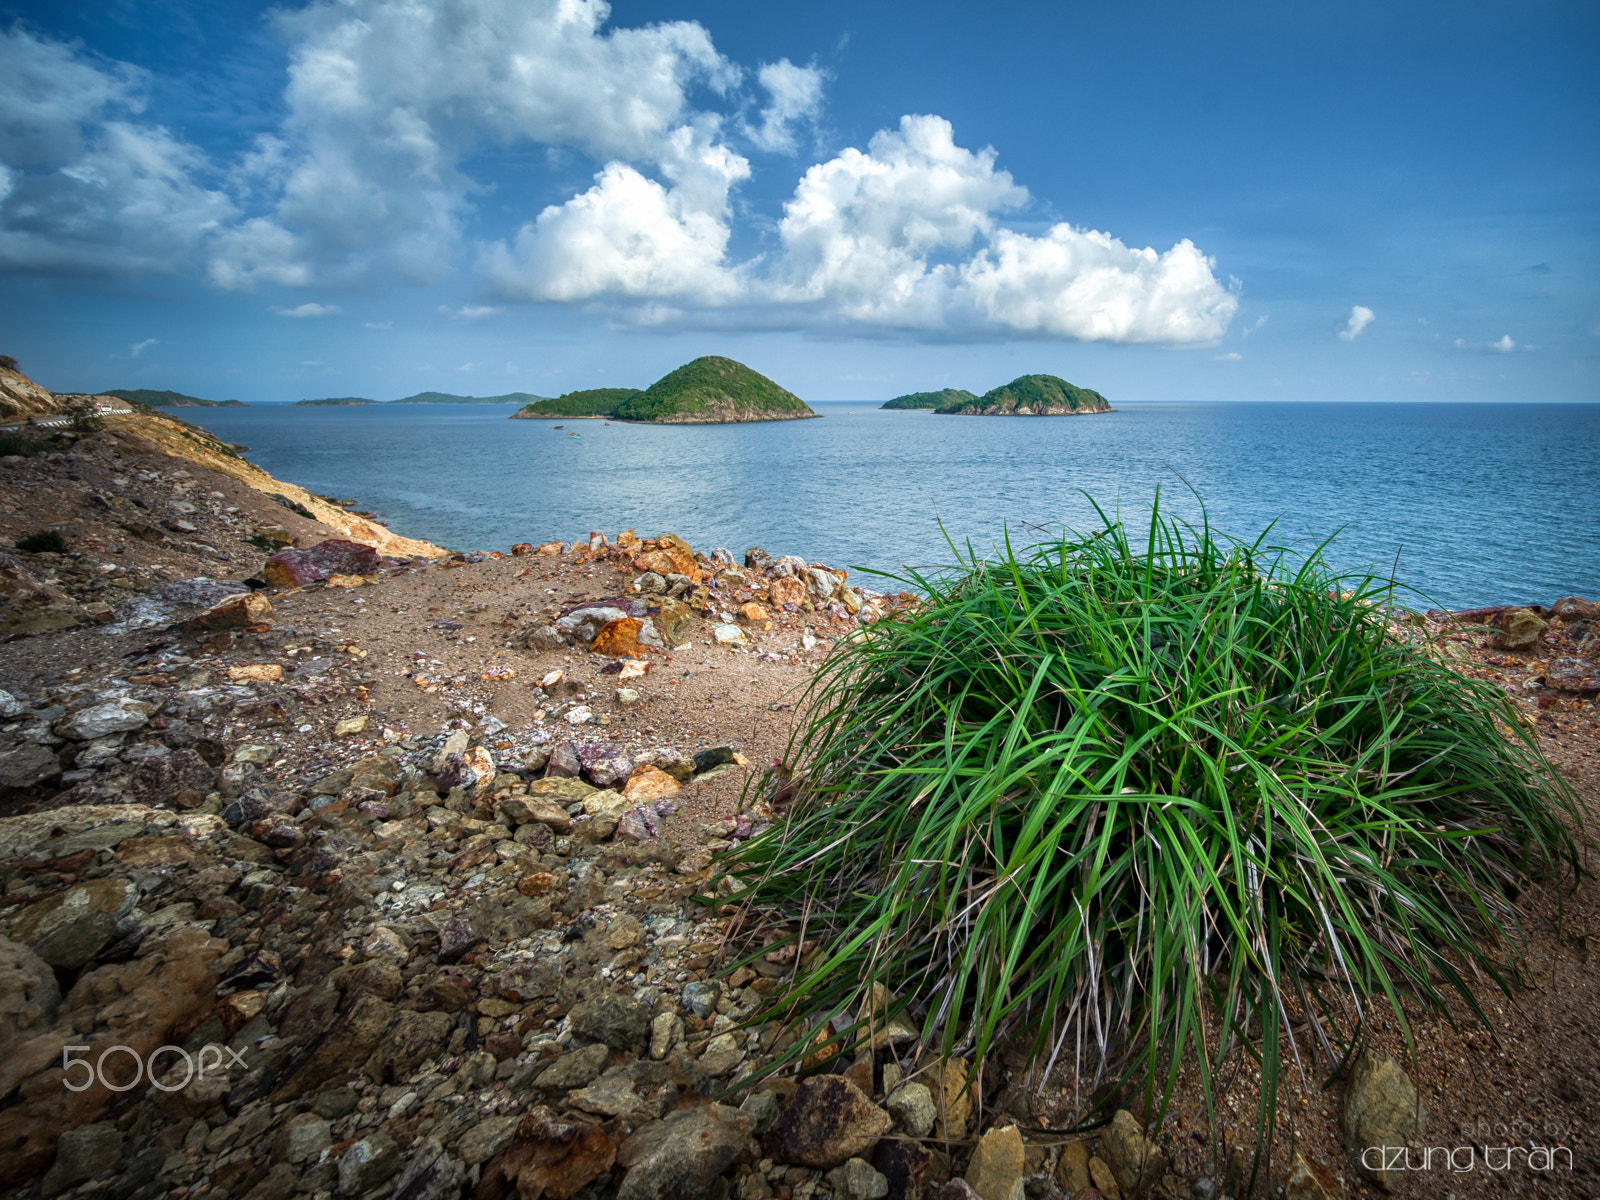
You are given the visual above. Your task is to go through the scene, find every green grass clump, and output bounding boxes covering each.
[725,498,1579,1151]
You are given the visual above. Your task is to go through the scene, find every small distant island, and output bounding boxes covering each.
[295,390,552,406]
[881,388,978,410]
[510,356,818,424]
[104,388,246,408]
[884,374,1113,416]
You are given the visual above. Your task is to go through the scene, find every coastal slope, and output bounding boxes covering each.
[937,374,1113,415]
[882,387,977,410]
[104,388,246,408]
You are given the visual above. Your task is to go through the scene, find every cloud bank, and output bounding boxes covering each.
[0,1,1237,344]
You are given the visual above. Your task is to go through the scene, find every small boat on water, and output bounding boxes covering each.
[569,432,581,438]
[551,425,563,429]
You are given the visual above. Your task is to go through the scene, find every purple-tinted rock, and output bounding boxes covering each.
[615,806,663,842]
[262,539,380,588]
[437,917,478,963]
[544,741,582,779]
[578,743,633,788]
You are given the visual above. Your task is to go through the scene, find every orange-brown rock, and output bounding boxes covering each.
[622,765,681,804]
[186,591,274,631]
[769,577,806,608]
[227,663,283,682]
[591,617,646,657]
[534,541,564,556]
[479,1106,615,1200]
[511,543,533,555]
[738,602,769,623]
[0,927,225,1187]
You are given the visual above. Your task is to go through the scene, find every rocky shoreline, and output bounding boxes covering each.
[0,377,1597,1200]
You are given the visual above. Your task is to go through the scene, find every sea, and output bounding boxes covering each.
[175,401,1600,611]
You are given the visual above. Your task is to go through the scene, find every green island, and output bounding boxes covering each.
[880,387,978,410]
[510,356,818,424]
[391,391,551,404]
[294,397,377,406]
[104,388,246,408]
[883,374,1114,415]
[510,387,643,419]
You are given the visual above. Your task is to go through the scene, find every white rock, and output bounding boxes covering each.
[56,699,152,741]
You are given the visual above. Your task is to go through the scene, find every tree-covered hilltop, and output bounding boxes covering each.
[104,388,246,408]
[511,388,643,419]
[882,388,977,410]
[935,375,1113,415]
[294,397,377,406]
[613,356,817,423]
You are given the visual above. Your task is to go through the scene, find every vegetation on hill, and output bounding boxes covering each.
[936,374,1112,415]
[393,391,550,404]
[512,388,643,418]
[105,388,245,408]
[614,356,814,423]
[294,397,377,406]
[726,499,1578,1151]
[881,388,977,410]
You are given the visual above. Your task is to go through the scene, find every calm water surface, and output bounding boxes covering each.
[179,401,1600,610]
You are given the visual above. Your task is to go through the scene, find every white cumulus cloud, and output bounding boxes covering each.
[1338,305,1375,341]
[743,59,826,153]
[130,338,158,357]
[480,162,741,302]
[273,302,341,318]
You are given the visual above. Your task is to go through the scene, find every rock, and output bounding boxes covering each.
[0,552,84,637]
[0,734,60,790]
[579,742,634,788]
[875,1140,933,1200]
[713,622,751,647]
[593,617,648,656]
[582,788,632,820]
[520,624,568,651]
[535,1041,612,1090]
[569,1060,674,1118]
[570,991,650,1052]
[339,1131,402,1196]
[241,1161,300,1200]
[939,1182,982,1200]
[699,1031,745,1075]
[763,1074,893,1169]
[1342,1049,1425,1192]
[40,1122,122,1198]
[333,713,370,737]
[557,606,630,643]
[1088,1155,1120,1197]
[56,698,152,741]
[769,576,806,608]
[389,1137,467,1200]
[648,597,694,645]
[828,1157,890,1200]
[1498,607,1548,649]
[456,1114,522,1166]
[7,878,134,948]
[1547,657,1600,692]
[185,591,274,631]
[0,927,224,1187]
[605,914,645,949]
[1552,596,1597,620]
[682,980,722,1019]
[616,805,665,842]
[624,764,682,803]
[1101,1110,1165,1196]
[227,663,284,683]
[33,909,117,970]
[436,916,478,962]
[885,1082,936,1138]
[963,1125,1025,1200]
[616,1103,753,1200]
[1055,1142,1091,1194]
[928,1057,973,1140]
[481,1107,615,1200]
[739,1089,781,1134]
[273,1112,331,1164]
[263,538,380,587]
[1285,1149,1341,1200]
[617,687,640,705]
[364,1009,452,1083]
[269,992,395,1101]
[0,933,61,1063]
[745,547,773,571]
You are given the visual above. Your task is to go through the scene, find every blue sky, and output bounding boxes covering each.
[0,0,1594,404]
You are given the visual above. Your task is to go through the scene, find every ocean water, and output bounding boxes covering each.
[177,401,1600,610]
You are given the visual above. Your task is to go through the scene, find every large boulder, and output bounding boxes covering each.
[262,538,380,587]
[616,1104,753,1200]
